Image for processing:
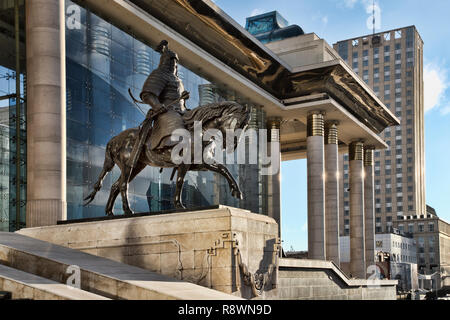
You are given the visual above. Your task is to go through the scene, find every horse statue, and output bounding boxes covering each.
[83,101,250,216]
[84,40,250,216]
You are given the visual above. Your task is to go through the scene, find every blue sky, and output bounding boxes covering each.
[216,0,450,250]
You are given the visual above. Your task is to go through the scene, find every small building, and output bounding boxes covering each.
[394,206,450,289]
[340,231,418,291]
[375,228,417,264]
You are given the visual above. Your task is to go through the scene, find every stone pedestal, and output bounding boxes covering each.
[17,206,280,299]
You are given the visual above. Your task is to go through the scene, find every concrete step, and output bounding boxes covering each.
[0,264,109,300]
[0,232,241,300]
[0,291,12,299]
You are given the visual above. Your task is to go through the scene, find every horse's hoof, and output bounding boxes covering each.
[232,189,243,200]
[106,211,114,217]
[124,210,133,216]
[175,202,186,210]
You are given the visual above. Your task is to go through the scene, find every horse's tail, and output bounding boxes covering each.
[83,142,115,206]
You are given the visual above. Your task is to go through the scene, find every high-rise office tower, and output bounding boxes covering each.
[333,26,425,235]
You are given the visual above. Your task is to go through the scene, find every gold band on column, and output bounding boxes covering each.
[325,122,339,145]
[364,147,375,167]
[307,112,325,137]
[267,118,281,142]
[349,141,364,161]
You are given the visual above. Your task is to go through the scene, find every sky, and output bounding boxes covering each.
[215,0,450,251]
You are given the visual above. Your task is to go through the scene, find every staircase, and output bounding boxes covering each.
[0,264,109,300]
[0,232,241,300]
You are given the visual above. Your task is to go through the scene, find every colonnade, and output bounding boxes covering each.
[307,112,376,279]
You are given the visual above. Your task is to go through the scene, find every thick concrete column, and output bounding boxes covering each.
[307,112,326,260]
[325,122,340,266]
[267,118,282,237]
[349,141,366,278]
[364,147,376,276]
[26,0,67,227]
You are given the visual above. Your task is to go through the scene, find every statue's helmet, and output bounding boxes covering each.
[156,40,179,61]
[156,40,168,53]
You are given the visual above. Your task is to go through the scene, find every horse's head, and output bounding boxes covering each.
[156,40,178,72]
[214,102,250,151]
[181,99,250,153]
[217,102,249,132]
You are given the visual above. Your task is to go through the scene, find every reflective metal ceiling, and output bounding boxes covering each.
[122,0,399,132]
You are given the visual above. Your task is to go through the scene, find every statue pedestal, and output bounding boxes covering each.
[17,206,280,298]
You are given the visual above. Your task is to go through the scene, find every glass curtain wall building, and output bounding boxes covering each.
[0,0,26,232]
[65,0,268,220]
[245,11,304,44]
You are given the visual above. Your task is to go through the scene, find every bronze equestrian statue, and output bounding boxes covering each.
[84,40,250,216]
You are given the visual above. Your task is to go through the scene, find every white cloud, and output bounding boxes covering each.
[344,0,358,8]
[364,0,381,31]
[424,63,449,113]
[250,8,264,17]
[301,221,307,232]
[311,13,329,29]
[338,0,382,31]
[442,106,450,115]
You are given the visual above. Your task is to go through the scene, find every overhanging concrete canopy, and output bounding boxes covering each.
[74,0,398,151]
[74,0,286,116]
[124,0,399,133]
[280,94,388,161]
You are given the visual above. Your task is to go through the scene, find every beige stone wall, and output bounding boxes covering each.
[17,206,279,299]
[17,206,399,300]
[263,259,397,300]
[273,269,396,300]
[265,33,339,69]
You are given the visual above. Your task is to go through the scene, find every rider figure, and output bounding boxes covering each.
[128,40,189,168]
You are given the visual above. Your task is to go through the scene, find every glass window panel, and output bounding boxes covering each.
[65,0,269,219]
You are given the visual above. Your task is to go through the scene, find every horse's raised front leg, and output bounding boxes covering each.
[202,163,243,200]
[174,165,188,209]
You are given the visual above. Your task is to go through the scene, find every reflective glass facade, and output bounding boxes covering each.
[0,1,26,232]
[65,1,269,219]
[245,11,288,36]
[245,11,303,44]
